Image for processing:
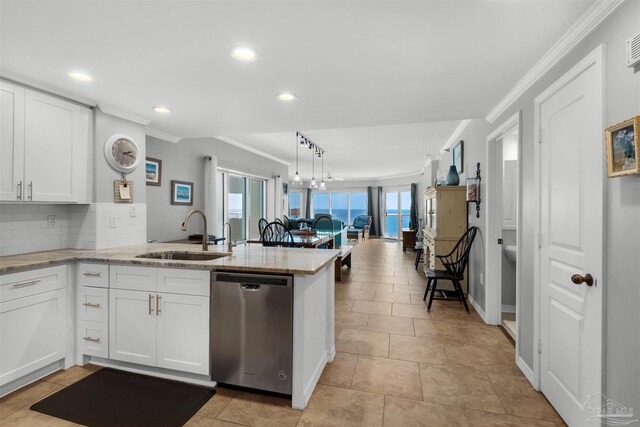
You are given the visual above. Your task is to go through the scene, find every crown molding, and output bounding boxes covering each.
[485,0,625,123]
[215,135,291,166]
[0,70,96,108]
[98,103,151,125]
[441,119,471,152]
[146,128,181,143]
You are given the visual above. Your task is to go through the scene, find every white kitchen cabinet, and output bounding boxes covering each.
[0,266,67,386]
[108,266,210,375]
[0,81,24,201]
[156,293,209,375]
[0,81,91,203]
[109,289,157,366]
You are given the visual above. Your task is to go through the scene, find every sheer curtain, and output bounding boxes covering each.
[204,155,218,237]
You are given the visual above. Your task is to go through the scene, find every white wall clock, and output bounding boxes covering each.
[104,134,140,174]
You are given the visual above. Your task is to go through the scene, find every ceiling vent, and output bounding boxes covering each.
[626,31,640,67]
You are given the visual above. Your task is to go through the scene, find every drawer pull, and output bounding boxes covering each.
[13,279,41,288]
[82,302,101,308]
[156,295,161,315]
[83,336,101,343]
[149,294,154,315]
[83,272,102,277]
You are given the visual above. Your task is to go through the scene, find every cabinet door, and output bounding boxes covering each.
[0,288,66,386]
[0,82,25,201]
[156,293,209,375]
[23,90,90,202]
[109,289,156,366]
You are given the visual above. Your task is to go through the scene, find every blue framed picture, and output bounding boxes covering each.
[145,157,162,186]
[453,140,464,174]
[171,180,193,205]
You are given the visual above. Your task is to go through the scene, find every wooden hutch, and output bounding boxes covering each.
[423,186,468,292]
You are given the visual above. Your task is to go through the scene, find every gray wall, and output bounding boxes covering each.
[441,1,639,411]
[94,110,147,203]
[146,136,289,242]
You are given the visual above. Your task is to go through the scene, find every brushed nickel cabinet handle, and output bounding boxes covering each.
[149,294,154,315]
[13,279,41,288]
[83,272,102,277]
[28,181,33,201]
[17,181,22,201]
[156,295,161,315]
[83,336,101,343]
[82,302,101,308]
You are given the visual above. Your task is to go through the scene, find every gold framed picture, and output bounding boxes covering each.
[605,116,639,177]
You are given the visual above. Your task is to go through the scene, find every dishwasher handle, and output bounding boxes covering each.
[240,284,261,291]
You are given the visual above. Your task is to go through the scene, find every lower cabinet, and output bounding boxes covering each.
[109,267,210,376]
[0,266,67,386]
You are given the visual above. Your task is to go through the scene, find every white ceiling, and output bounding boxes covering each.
[0,0,593,179]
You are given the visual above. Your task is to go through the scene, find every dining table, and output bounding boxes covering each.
[246,231,337,249]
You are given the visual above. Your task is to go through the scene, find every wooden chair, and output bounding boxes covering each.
[313,215,333,232]
[423,226,477,313]
[261,222,295,247]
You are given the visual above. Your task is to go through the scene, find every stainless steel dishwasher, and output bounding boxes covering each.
[211,272,293,395]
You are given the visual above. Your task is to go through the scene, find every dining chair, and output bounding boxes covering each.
[262,222,295,247]
[258,218,269,241]
[423,226,477,313]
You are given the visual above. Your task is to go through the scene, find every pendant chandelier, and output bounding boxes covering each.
[294,131,326,189]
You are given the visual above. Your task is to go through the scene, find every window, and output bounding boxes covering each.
[310,191,368,225]
[384,190,411,239]
[349,193,367,223]
[289,192,302,217]
[220,172,266,242]
[331,193,348,224]
[312,193,330,215]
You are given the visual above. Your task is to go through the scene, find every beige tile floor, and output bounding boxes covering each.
[0,239,565,426]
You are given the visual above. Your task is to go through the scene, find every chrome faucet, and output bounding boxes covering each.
[224,222,233,253]
[181,209,209,251]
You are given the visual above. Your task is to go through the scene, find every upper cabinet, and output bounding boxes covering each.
[0,81,91,203]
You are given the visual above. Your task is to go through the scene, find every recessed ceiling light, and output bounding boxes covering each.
[231,46,258,62]
[153,106,171,114]
[68,71,93,82]
[277,93,297,102]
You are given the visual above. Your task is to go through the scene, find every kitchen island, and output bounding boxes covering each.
[0,243,339,409]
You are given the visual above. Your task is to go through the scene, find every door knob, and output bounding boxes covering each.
[571,273,594,287]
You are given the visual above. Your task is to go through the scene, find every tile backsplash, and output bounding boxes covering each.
[0,203,147,256]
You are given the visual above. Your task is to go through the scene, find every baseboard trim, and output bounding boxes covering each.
[300,355,326,409]
[501,304,516,313]
[467,294,489,324]
[517,356,538,390]
[0,360,64,398]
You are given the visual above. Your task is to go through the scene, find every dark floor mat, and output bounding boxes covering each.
[30,367,214,427]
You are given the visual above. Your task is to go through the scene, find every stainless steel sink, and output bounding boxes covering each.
[136,251,228,261]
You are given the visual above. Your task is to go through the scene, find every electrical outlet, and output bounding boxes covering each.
[110,215,119,229]
[130,206,137,217]
[47,215,58,228]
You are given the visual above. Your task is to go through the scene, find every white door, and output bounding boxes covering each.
[24,90,90,202]
[0,82,25,201]
[536,47,603,425]
[109,289,157,366]
[0,289,66,385]
[156,293,209,375]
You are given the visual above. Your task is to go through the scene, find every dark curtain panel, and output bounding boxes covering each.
[409,183,418,230]
[367,186,376,235]
[305,188,312,218]
[376,186,383,237]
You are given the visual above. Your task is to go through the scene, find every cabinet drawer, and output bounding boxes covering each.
[77,263,109,288]
[78,286,108,323]
[0,265,66,303]
[78,321,108,358]
[110,265,157,292]
[157,268,210,297]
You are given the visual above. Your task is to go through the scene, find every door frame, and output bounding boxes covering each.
[382,187,411,239]
[533,44,605,392]
[484,111,521,335]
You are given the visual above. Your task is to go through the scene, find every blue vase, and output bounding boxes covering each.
[445,165,460,186]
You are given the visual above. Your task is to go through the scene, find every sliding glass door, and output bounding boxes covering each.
[224,173,265,242]
[384,190,411,239]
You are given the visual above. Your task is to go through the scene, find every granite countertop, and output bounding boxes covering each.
[0,243,340,275]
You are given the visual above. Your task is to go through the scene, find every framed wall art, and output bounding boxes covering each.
[171,180,193,206]
[453,140,464,174]
[145,157,162,186]
[605,116,638,177]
